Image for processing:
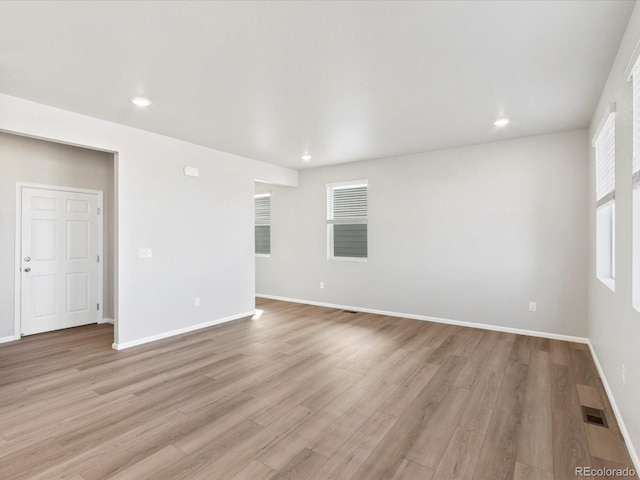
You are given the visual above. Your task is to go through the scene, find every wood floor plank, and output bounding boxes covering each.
[590,455,637,479]
[526,350,550,392]
[319,385,368,417]
[391,459,434,480]
[383,347,433,385]
[484,340,514,373]
[269,448,329,480]
[549,340,571,366]
[0,298,634,480]
[308,411,397,480]
[378,363,440,417]
[475,330,500,352]
[188,405,313,480]
[584,424,631,465]
[105,445,185,480]
[350,355,467,480]
[492,356,529,415]
[257,410,337,470]
[425,335,468,365]
[513,462,552,480]
[28,409,187,480]
[576,383,605,410]
[458,369,503,434]
[471,405,521,480]
[569,347,599,387]
[300,369,362,410]
[157,420,265,479]
[353,347,409,390]
[309,381,398,458]
[471,354,529,480]
[517,386,553,473]
[431,426,485,480]
[228,461,275,480]
[251,368,349,427]
[550,364,592,479]
[511,335,532,365]
[406,386,472,468]
[0,437,73,480]
[452,348,490,389]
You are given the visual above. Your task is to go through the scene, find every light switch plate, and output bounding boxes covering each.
[138,248,152,259]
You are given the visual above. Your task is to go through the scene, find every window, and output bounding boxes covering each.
[633,60,640,308]
[254,193,271,256]
[326,180,368,260]
[593,110,616,290]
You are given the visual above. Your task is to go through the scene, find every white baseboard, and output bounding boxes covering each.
[0,335,20,345]
[255,294,589,344]
[111,311,255,350]
[98,317,114,325]
[587,341,640,473]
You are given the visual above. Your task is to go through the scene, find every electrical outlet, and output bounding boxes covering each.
[320,282,324,289]
[622,364,626,387]
[529,301,537,312]
[194,297,200,307]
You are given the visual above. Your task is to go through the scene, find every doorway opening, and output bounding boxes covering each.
[1,131,116,345]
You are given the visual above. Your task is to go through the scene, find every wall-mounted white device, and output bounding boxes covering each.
[184,166,200,177]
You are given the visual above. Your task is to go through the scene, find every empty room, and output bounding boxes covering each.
[1,1,639,479]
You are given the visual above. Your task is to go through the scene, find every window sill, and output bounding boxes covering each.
[597,276,615,292]
[255,254,271,258]
[328,256,368,262]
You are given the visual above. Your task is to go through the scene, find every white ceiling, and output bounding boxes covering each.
[0,1,634,169]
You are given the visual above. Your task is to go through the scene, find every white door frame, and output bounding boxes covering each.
[14,182,104,338]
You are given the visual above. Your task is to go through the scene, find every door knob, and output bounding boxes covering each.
[24,268,31,272]
[24,257,31,262]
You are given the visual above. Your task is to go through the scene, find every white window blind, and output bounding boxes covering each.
[594,112,616,207]
[633,59,640,184]
[254,194,271,255]
[327,181,368,259]
[330,186,368,223]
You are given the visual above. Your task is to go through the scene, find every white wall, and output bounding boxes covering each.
[257,129,589,338]
[0,94,298,346]
[589,2,640,468]
[0,132,115,337]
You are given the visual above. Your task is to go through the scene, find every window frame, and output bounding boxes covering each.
[254,193,271,257]
[593,110,616,291]
[326,180,368,262]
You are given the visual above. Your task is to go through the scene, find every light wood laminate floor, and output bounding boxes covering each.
[0,298,636,480]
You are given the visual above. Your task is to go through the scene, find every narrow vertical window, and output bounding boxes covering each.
[593,110,616,290]
[326,180,368,260]
[255,193,271,256]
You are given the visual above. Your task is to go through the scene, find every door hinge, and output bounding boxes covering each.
[97,303,100,311]
[97,255,100,262]
[97,207,101,215]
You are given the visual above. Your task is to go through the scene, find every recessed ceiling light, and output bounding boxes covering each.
[132,96,152,107]
[302,154,312,161]
[494,117,510,127]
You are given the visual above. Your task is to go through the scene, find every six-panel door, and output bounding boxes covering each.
[21,188,100,336]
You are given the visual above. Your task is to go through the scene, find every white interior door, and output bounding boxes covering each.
[21,187,100,336]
